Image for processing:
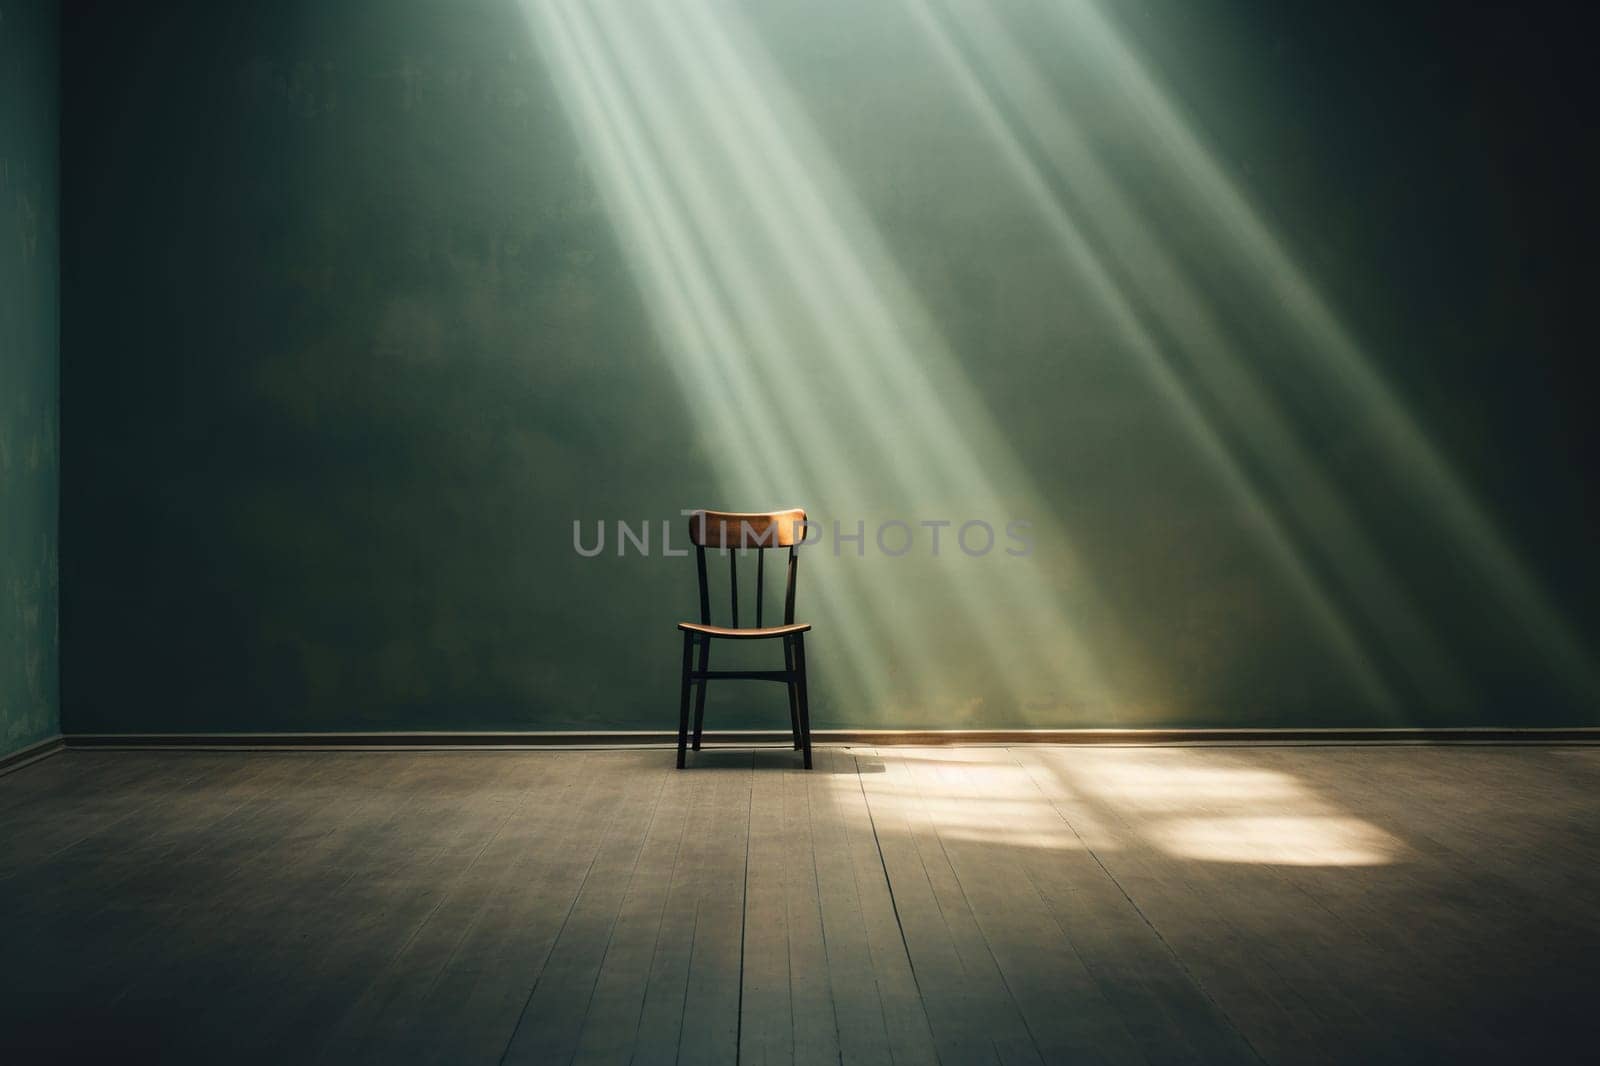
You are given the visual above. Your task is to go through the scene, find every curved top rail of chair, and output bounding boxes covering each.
[686,508,807,549]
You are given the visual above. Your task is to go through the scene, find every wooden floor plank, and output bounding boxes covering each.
[247,754,539,1061]
[674,751,754,1066]
[3,754,282,918]
[628,756,725,1066]
[740,750,795,1065]
[858,748,1038,1064]
[1,753,301,1051]
[3,745,1598,1065]
[1018,746,1490,1064]
[311,753,588,1064]
[780,755,839,1066]
[799,748,894,1066]
[404,752,661,1065]
[2,753,421,1060]
[1021,746,1352,1063]
[906,747,1149,1065]
[0,752,235,877]
[100,754,448,1063]
[1245,747,1600,1062]
[569,758,696,1065]
[500,753,669,1064]
[0,750,150,820]
[994,746,1257,1066]
[821,747,939,1066]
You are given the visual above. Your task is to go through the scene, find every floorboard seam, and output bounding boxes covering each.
[673,906,703,1066]
[9,755,220,876]
[497,770,627,1066]
[373,760,536,993]
[1013,749,1268,1064]
[416,755,586,1011]
[957,756,1149,1061]
[853,752,937,1064]
[625,768,696,1061]
[574,766,672,1060]
[735,753,754,1066]
[905,755,1046,1064]
[802,761,845,1063]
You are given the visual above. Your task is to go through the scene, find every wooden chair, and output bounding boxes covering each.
[677,508,813,769]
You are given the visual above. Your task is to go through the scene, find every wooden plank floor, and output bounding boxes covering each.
[1,746,1597,1064]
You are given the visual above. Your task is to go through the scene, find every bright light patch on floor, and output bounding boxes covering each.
[1058,762,1305,811]
[1152,816,1401,866]
[1030,748,1406,866]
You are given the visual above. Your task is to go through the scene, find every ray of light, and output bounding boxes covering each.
[1052,0,1598,701]
[523,0,899,713]
[902,0,1412,712]
[565,0,934,709]
[645,0,1127,715]
[525,0,1152,724]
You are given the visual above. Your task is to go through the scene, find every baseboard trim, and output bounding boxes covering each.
[61,726,1600,751]
[0,734,66,776]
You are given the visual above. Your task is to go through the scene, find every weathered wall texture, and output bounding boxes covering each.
[1,0,60,756]
[60,1,1597,733]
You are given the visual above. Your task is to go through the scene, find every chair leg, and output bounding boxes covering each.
[793,633,813,770]
[785,636,802,750]
[677,630,694,769]
[692,636,710,750]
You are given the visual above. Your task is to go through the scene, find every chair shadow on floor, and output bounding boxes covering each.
[682,748,867,774]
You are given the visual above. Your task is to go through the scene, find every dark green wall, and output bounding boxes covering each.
[1,0,59,757]
[60,0,1597,733]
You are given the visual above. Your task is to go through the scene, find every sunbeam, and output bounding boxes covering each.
[642,0,1117,716]
[524,0,1149,725]
[522,0,896,711]
[901,0,1417,715]
[521,0,1592,725]
[1046,0,1599,704]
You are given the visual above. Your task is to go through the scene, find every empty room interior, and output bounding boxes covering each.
[4,0,1599,1063]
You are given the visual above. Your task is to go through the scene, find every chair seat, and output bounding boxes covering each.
[677,621,812,640]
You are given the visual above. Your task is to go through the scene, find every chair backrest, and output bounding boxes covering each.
[686,508,807,628]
